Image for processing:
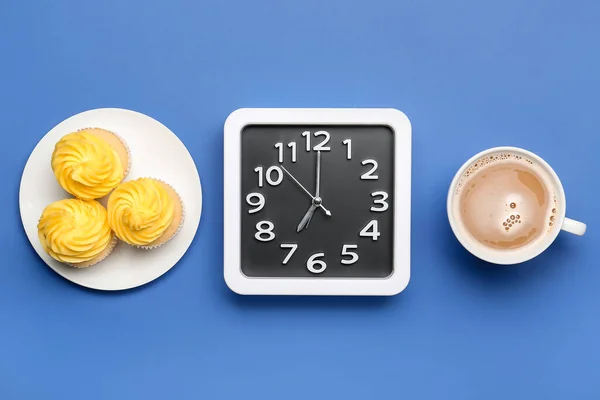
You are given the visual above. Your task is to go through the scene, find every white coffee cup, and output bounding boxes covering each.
[447,146,586,265]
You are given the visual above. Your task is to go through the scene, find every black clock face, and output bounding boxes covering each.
[240,125,394,278]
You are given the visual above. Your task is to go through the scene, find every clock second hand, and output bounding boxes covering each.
[280,164,332,217]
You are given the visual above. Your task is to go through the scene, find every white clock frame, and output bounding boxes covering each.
[224,108,411,296]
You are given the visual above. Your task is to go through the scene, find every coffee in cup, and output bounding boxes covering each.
[447,147,585,265]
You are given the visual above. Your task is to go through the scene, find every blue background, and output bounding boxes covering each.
[1,0,598,398]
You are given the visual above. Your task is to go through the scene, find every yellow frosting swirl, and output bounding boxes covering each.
[108,178,175,245]
[37,199,113,264]
[51,131,124,200]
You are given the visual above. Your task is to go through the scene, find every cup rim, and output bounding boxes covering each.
[447,146,567,265]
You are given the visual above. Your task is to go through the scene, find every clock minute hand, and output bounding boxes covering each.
[306,151,322,230]
[315,150,321,198]
[280,165,331,217]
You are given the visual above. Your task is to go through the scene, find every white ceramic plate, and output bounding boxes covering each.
[19,108,202,291]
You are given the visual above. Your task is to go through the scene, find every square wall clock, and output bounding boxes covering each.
[224,108,411,295]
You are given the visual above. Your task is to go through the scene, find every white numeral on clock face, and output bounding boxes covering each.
[359,220,380,241]
[287,142,297,162]
[280,243,298,265]
[342,139,351,160]
[361,160,379,180]
[275,142,297,163]
[254,166,283,187]
[255,221,275,242]
[341,244,359,265]
[274,142,284,163]
[307,252,326,274]
[370,191,389,212]
[301,131,331,152]
[313,131,331,151]
[301,131,311,151]
[246,192,265,214]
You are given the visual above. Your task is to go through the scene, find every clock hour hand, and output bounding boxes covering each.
[305,207,315,229]
[297,204,317,232]
[280,165,331,217]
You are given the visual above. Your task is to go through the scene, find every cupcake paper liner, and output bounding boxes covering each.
[67,233,118,268]
[137,178,185,250]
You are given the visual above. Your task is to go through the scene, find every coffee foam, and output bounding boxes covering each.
[455,152,534,196]
[453,151,560,243]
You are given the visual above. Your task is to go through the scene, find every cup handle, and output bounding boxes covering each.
[562,218,587,236]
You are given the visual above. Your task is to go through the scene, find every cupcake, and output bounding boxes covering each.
[37,199,117,267]
[51,128,130,200]
[107,178,184,249]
